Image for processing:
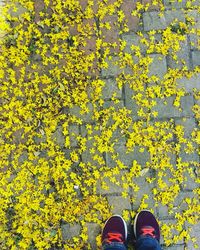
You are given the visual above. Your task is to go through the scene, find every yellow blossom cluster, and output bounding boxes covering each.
[0,0,200,249]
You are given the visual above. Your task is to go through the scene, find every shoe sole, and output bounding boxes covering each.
[104,214,128,240]
[133,209,151,239]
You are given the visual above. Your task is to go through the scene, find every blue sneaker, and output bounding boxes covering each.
[102,215,128,247]
[133,210,160,242]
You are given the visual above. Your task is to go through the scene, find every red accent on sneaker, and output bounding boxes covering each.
[141,227,156,238]
[104,232,123,244]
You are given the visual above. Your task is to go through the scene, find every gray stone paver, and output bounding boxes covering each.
[96,170,128,195]
[192,50,200,67]
[101,56,123,78]
[148,54,167,79]
[143,10,185,31]
[124,84,140,120]
[151,95,194,118]
[175,117,196,138]
[61,223,81,241]
[185,222,200,250]
[107,196,132,214]
[176,73,200,92]
[86,223,101,249]
[106,143,150,168]
[163,0,186,9]
[160,219,184,245]
[167,37,190,69]
[102,77,122,99]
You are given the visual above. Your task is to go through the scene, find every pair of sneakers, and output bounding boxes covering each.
[102,210,160,248]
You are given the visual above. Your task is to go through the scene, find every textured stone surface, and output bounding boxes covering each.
[122,33,148,55]
[189,33,200,50]
[52,126,65,147]
[151,95,194,118]
[106,143,150,168]
[185,222,200,250]
[157,191,194,218]
[131,173,156,213]
[179,143,199,163]
[149,54,167,79]
[86,223,101,249]
[120,0,141,32]
[69,103,94,123]
[163,0,186,9]
[124,84,140,120]
[143,10,185,31]
[81,138,105,167]
[160,219,184,245]
[96,170,128,195]
[61,223,81,241]
[102,77,122,99]
[69,124,79,147]
[181,167,200,191]
[175,118,196,138]
[192,50,200,68]
[101,56,123,78]
[177,74,200,93]
[107,196,132,214]
[167,38,190,69]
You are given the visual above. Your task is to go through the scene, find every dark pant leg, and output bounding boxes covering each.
[135,236,162,250]
[102,242,127,250]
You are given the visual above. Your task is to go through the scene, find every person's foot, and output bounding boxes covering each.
[133,210,160,242]
[102,215,127,247]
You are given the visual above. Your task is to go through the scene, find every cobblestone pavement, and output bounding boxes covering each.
[1,0,200,249]
[71,1,200,249]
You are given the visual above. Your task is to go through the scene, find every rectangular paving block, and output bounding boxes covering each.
[121,33,148,55]
[181,95,194,117]
[179,143,199,163]
[176,73,200,92]
[192,50,200,68]
[101,56,123,78]
[181,167,200,191]
[120,0,141,32]
[107,195,132,215]
[163,0,186,9]
[149,54,167,79]
[102,77,122,99]
[61,223,81,241]
[189,33,200,50]
[96,170,128,195]
[175,118,196,138]
[167,37,190,69]
[124,84,140,120]
[143,10,185,31]
[69,103,94,123]
[160,219,184,245]
[151,95,194,118]
[81,138,106,167]
[157,191,194,218]
[51,125,65,147]
[68,124,79,147]
[86,223,101,249]
[106,143,150,169]
[185,222,200,250]
[131,173,156,214]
